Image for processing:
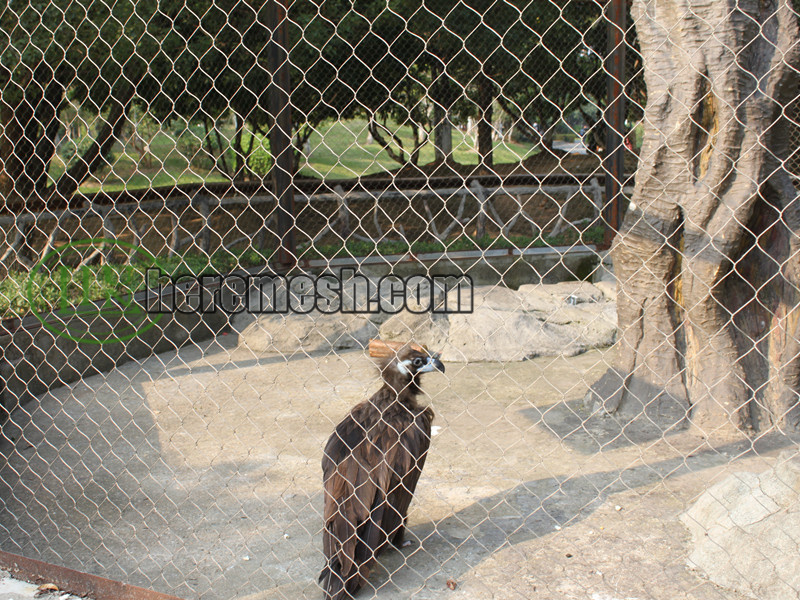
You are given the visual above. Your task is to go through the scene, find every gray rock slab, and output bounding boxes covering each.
[681,450,800,600]
[238,312,380,354]
[239,282,618,361]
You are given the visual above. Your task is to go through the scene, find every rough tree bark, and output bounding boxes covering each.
[587,0,800,434]
[0,98,24,210]
[1,96,63,210]
[45,82,134,208]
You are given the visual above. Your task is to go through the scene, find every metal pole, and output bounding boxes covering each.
[603,0,626,246]
[267,0,296,270]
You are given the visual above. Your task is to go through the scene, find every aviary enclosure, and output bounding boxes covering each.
[1,1,799,599]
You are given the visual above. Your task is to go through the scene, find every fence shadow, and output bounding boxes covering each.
[370,432,796,596]
[520,396,685,454]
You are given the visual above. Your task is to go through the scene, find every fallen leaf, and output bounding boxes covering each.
[446,578,457,590]
[36,583,59,596]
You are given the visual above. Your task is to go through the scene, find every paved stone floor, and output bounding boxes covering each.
[0,336,793,599]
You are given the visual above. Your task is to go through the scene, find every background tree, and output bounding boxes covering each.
[0,0,144,211]
[587,0,800,434]
[140,0,419,175]
[401,0,636,165]
[136,0,273,180]
[493,1,610,155]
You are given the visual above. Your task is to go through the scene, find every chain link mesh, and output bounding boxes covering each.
[1,0,799,598]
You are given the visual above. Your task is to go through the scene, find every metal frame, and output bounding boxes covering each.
[0,550,185,600]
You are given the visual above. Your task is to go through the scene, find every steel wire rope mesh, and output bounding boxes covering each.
[0,0,799,599]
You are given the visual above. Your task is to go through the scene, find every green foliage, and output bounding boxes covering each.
[2,0,144,104]
[174,129,214,171]
[3,262,150,320]
[2,0,640,203]
[0,229,604,320]
[58,134,95,166]
[248,149,272,177]
[0,247,270,320]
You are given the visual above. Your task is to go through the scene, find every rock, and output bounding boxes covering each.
[681,450,800,600]
[517,281,604,312]
[238,312,379,354]
[593,249,615,283]
[468,285,526,311]
[516,285,561,313]
[593,280,616,301]
[442,308,578,362]
[237,281,618,361]
[378,300,450,350]
[538,281,605,304]
[438,283,616,362]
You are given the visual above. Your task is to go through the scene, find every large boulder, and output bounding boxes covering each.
[236,279,618,361]
[238,312,379,354]
[380,282,615,362]
[681,451,800,600]
[441,308,577,362]
[377,303,450,351]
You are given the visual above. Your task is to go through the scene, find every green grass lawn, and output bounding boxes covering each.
[52,118,540,195]
[293,118,539,179]
[67,131,229,194]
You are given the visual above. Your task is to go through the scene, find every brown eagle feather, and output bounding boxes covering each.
[320,347,443,600]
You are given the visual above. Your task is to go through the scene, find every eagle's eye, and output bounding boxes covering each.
[412,357,424,368]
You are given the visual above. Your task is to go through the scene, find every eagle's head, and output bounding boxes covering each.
[380,344,445,392]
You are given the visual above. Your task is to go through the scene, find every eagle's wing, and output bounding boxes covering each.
[381,407,434,547]
[320,411,398,599]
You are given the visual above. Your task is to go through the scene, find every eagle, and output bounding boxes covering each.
[319,345,445,600]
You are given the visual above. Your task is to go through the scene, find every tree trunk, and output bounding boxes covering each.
[1,75,65,211]
[232,112,255,181]
[292,124,312,173]
[433,104,453,164]
[368,116,410,166]
[30,79,65,195]
[0,99,23,211]
[587,0,800,434]
[48,82,133,207]
[0,96,35,211]
[477,75,494,170]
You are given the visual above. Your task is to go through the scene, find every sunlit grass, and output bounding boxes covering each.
[295,118,539,179]
[50,118,542,196]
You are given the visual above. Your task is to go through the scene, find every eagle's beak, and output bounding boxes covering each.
[418,354,445,374]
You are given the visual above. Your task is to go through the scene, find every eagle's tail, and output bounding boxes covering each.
[319,562,347,600]
[320,554,368,600]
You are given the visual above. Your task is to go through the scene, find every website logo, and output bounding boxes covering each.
[25,238,164,344]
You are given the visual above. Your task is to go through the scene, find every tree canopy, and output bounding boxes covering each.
[0,0,633,206]
[0,0,145,208]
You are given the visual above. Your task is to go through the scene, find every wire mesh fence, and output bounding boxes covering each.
[1,0,799,599]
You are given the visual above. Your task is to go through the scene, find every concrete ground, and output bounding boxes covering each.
[0,335,794,600]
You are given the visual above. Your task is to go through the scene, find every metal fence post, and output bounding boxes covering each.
[267,0,296,270]
[603,0,627,246]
